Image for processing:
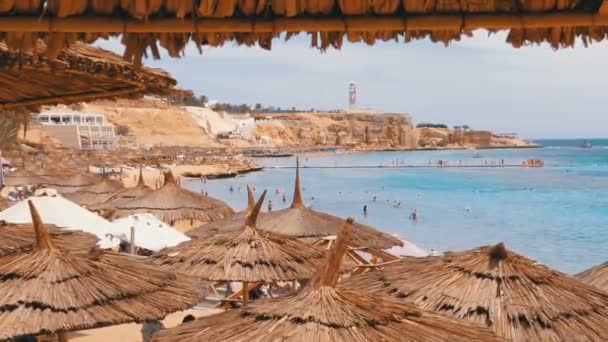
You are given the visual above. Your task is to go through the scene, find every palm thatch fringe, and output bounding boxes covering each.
[152,190,326,282]
[0,0,606,65]
[0,201,210,340]
[152,218,502,342]
[343,243,608,341]
[0,40,178,111]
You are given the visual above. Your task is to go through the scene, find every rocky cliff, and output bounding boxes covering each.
[251,113,535,150]
[252,112,419,150]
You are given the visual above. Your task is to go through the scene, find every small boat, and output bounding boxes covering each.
[581,140,592,149]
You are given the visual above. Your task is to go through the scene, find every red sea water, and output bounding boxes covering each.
[183,139,608,274]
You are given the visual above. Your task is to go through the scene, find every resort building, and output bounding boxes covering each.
[37,107,116,150]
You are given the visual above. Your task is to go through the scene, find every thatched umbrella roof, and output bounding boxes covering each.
[112,171,234,225]
[63,176,124,207]
[0,0,605,65]
[576,262,608,292]
[186,185,256,239]
[343,243,608,341]
[0,201,209,340]
[0,220,98,257]
[259,159,402,249]
[90,167,153,212]
[42,173,102,193]
[0,40,177,112]
[152,190,326,283]
[152,218,502,342]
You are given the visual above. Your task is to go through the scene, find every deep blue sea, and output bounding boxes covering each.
[183,139,608,274]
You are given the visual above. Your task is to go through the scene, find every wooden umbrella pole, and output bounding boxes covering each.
[0,13,607,33]
[242,282,249,306]
[57,331,69,342]
[129,226,135,255]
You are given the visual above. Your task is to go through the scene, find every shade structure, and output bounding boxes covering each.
[152,190,326,283]
[112,213,190,252]
[90,167,153,212]
[0,0,606,67]
[576,262,608,292]
[111,171,234,226]
[343,243,608,341]
[0,220,98,257]
[0,200,210,341]
[186,184,256,239]
[41,173,102,194]
[0,192,126,247]
[152,218,502,342]
[0,39,177,111]
[262,159,403,249]
[63,176,125,207]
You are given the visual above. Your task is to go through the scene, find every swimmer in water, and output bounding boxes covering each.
[282,193,287,203]
[268,200,273,212]
[373,196,377,202]
[409,209,418,221]
[363,205,368,216]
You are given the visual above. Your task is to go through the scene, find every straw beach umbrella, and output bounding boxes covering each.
[576,262,608,292]
[152,190,326,304]
[186,185,256,239]
[90,167,153,212]
[260,158,402,249]
[112,171,234,226]
[0,201,209,341]
[0,220,98,257]
[152,218,502,342]
[63,176,124,207]
[343,243,608,341]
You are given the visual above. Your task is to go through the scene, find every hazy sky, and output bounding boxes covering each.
[98,32,607,139]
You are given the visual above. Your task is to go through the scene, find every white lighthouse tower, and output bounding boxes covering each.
[348,82,357,110]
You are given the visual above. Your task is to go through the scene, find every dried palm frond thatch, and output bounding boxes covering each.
[0,0,606,66]
[576,262,608,292]
[90,167,153,212]
[0,220,99,257]
[186,185,256,239]
[0,40,178,112]
[152,218,502,342]
[0,201,209,341]
[343,243,608,341]
[112,170,234,225]
[63,176,124,207]
[152,190,325,283]
[42,173,101,194]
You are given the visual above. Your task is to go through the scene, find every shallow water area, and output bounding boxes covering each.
[183,139,608,274]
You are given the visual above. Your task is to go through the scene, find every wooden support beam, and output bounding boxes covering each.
[0,13,606,34]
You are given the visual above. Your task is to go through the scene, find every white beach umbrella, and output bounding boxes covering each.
[112,213,190,252]
[0,190,126,247]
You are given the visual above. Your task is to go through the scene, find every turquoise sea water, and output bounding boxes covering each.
[183,139,608,274]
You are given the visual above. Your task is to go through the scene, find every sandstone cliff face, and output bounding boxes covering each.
[417,128,532,149]
[251,112,418,150]
[252,113,534,150]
